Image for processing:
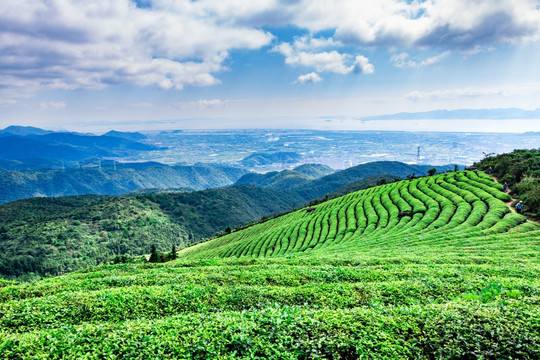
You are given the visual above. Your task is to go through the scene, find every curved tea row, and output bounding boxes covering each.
[180,171,539,259]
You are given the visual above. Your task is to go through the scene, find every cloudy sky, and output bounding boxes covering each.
[1,0,540,132]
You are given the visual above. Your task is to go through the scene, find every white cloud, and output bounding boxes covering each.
[391,51,450,68]
[0,0,273,95]
[290,0,540,48]
[295,72,322,84]
[273,40,374,75]
[405,87,504,101]
[39,101,66,109]
[175,99,229,109]
[353,55,375,74]
[1,0,539,100]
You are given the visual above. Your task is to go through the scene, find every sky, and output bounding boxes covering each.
[1,0,540,132]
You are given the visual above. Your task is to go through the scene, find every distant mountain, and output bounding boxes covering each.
[0,136,88,161]
[0,163,248,204]
[293,163,334,178]
[236,161,458,202]
[294,161,458,200]
[103,130,148,141]
[327,174,402,198]
[235,164,334,190]
[0,125,53,137]
[0,132,158,162]
[240,152,302,167]
[0,185,303,279]
[29,132,156,151]
[363,108,540,120]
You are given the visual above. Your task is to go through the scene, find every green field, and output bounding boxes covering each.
[1,171,539,358]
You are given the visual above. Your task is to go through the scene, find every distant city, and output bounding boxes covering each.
[135,129,540,170]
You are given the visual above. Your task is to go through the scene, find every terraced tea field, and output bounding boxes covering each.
[181,171,539,259]
[1,171,539,358]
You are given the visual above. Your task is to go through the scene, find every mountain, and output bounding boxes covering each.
[103,130,147,141]
[237,161,458,201]
[326,174,402,198]
[0,163,248,204]
[0,132,157,162]
[29,132,156,151]
[234,163,334,190]
[1,170,537,358]
[294,161,458,200]
[363,107,540,120]
[293,163,334,178]
[0,125,53,137]
[0,136,88,161]
[0,185,302,279]
[240,151,302,167]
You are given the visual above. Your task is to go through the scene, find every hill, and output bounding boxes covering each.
[0,163,248,204]
[237,161,459,201]
[180,170,536,259]
[474,149,540,218]
[103,130,147,141]
[234,163,334,190]
[0,125,53,137]
[0,186,302,279]
[240,151,302,167]
[1,170,538,358]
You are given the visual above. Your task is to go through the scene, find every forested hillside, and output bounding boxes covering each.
[475,149,540,218]
[0,186,302,280]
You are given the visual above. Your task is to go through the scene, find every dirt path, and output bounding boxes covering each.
[488,174,540,225]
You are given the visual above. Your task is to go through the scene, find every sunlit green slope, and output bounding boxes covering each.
[180,170,540,259]
[1,170,539,359]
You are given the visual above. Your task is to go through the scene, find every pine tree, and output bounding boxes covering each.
[169,244,177,260]
[149,244,159,263]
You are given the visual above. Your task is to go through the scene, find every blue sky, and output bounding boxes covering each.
[1,0,540,132]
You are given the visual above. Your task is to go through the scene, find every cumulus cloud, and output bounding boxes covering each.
[295,72,322,84]
[1,0,539,99]
[0,0,273,95]
[273,39,374,75]
[290,0,540,48]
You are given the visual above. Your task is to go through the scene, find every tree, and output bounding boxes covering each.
[148,244,159,263]
[169,244,177,261]
[427,168,437,176]
[225,226,232,235]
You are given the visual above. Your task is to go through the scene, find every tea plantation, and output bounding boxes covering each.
[1,171,539,359]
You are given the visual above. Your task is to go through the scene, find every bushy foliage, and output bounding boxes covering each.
[475,149,540,218]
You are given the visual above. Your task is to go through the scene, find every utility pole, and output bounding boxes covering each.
[417,146,421,164]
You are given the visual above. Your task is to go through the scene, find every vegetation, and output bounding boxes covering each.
[475,149,540,218]
[0,171,538,358]
[0,186,302,280]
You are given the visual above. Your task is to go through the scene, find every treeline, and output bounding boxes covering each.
[475,149,540,218]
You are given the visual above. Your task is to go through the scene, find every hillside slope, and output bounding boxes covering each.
[475,149,540,218]
[180,170,538,259]
[0,186,302,279]
[1,170,538,358]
